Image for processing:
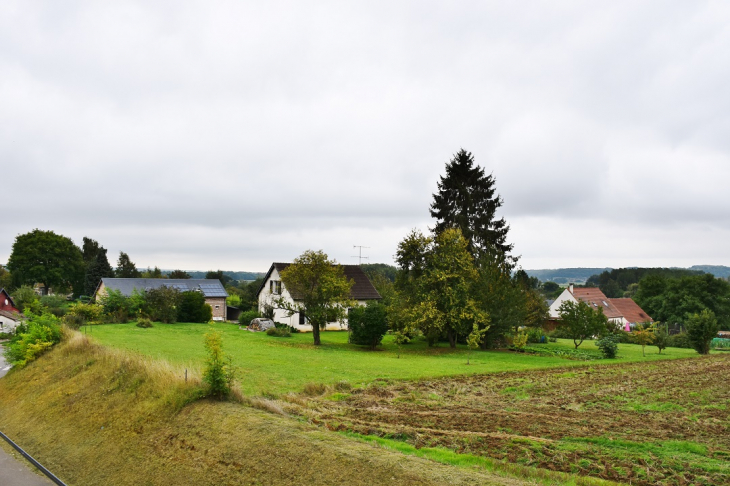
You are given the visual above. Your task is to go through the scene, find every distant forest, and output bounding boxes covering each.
[586,268,704,298]
[162,270,265,281]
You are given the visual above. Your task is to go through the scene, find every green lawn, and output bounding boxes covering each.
[86,322,699,396]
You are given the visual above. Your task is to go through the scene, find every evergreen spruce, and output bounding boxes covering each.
[115,252,141,278]
[430,149,513,261]
[84,247,115,296]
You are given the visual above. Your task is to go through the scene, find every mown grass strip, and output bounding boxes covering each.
[343,432,622,486]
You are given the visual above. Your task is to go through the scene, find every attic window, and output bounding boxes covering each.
[602,301,608,307]
[270,280,282,295]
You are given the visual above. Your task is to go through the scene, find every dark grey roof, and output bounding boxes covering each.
[256,263,381,301]
[97,278,228,298]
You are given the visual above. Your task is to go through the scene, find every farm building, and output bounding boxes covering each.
[548,284,652,330]
[0,309,25,333]
[257,262,381,332]
[94,278,229,321]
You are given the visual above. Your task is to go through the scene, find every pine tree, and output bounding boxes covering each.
[115,252,140,278]
[430,149,513,261]
[84,248,115,296]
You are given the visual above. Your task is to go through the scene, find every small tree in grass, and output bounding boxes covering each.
[393,331,410,359]
[203,329,236,399]
[633,322,655,357]
[653,322,669,354]
[557,300,608,349]
[596,334,619,359]
[466,321,489,365]
[685,309,719,355]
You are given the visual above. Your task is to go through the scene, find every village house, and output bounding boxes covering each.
[548,284,652,331]
[0,288,24,333]
[94,278,228,321]
[257,263,381,331]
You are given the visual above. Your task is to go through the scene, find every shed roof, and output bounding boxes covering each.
[0,309,24,321]
[257,262,381,301]
[97,278,228,298]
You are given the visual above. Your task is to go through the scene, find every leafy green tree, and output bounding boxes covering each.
[82,237,102,265]
[97,288,132,323]
[237,277,264,311]
[7,229,84,295]
[398,229,489,348]
[466,322,489,364]
[141,266,165,279]
[654,322,669,354]
[203,330,236,399]
[348,301,388,350]
[632,323,655,357]
[115,252,141,278]
[168,269,191,279]
[0,264,13,291]
[145,286,181,323]
[430,149,513,261]
[84,247,115,296]
[205,270,232,286]
[685,309,719,355]
[178,291,212,323]
[11,285,40,314]
[557,300,608,348]
[541,281,561,298]
[277,250,354,346]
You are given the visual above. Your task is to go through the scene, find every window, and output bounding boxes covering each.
[215,305,220,309]
[299,312,306,325]
[270,280,282,295]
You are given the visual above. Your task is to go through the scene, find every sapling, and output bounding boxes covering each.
[633,323,655,357]
[466,322,489,365]
[393,331,410,359]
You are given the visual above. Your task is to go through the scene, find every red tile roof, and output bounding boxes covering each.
[571,287,623,319]
[610,298,653,324]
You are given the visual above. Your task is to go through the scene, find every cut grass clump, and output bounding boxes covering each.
[302,382,327,396]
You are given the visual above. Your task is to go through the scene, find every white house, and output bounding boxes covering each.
[0,310,25,334]
[256,262,381,331]
[549,284,652,331]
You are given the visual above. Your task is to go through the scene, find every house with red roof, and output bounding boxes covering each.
[548,284,652,331]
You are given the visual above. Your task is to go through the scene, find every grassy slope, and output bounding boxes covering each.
[86,322,698,395]
[0,333,543,486]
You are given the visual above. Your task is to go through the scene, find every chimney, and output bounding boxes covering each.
[569,284,574,294]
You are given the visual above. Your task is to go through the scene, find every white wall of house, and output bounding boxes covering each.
[258,267,369,331]
[548,288,577,318]
[0,315,22,333]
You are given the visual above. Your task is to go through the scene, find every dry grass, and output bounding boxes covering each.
[0,330,546,485]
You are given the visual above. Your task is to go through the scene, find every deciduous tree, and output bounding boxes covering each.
[685,309,719,355]
[557,300,608,349]
[115,252,141,278]
[7,229,84,295]
[168,269,191,279]
[277,250,354,346]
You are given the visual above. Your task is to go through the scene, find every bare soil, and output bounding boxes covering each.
[295,354,730,486]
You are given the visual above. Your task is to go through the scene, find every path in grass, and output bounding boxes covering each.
[87,322,697,396]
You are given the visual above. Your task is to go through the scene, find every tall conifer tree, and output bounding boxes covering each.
[430,149,513,262]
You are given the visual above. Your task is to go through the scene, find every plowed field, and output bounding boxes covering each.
[297,354,730,485]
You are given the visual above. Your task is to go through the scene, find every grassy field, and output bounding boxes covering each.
[0,332,613,486]
[86,322,698,396]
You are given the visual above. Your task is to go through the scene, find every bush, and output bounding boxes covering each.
[668,332,692,349]
[178,291,212,323]
[596,334,620,359]
[511,332,528,350]
[11,285,39,314]
[348,301,388,350]
[202,330,236,400]
[4,314,63,367]
[266,327,291,337]
[63,302,103,329]
[40,295,67,317]
[686,309,719,355]
[136,318,153,328]
[98,289,132,323]
[238,310,261,327]
[654,323,669,354]
[145,286,181,323]
[525,327,544,344]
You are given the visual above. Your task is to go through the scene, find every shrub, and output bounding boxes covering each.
[178,291,212,323]
[202,330,236,399]
[5,313,63,367]
[511,332,528,350]
[98,289,132,323]
[596,334,620,359]
[525,327,544,344]
[654,323,669,354]
[668,332,692,349]
[63,302,103,329]
[238,309,261,327]
[145,286,182,323]
[348,301,388,350]
[685,309,719,355]
[11,285,39,314]
[265,327,291,337]
[40,295,67,317]
[136,318,153,328]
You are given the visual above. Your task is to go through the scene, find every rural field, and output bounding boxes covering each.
[87,322,698,396]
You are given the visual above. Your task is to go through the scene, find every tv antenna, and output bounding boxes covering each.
[352,245,370,265]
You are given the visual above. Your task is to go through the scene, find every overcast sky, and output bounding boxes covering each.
[1,1,729,273]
